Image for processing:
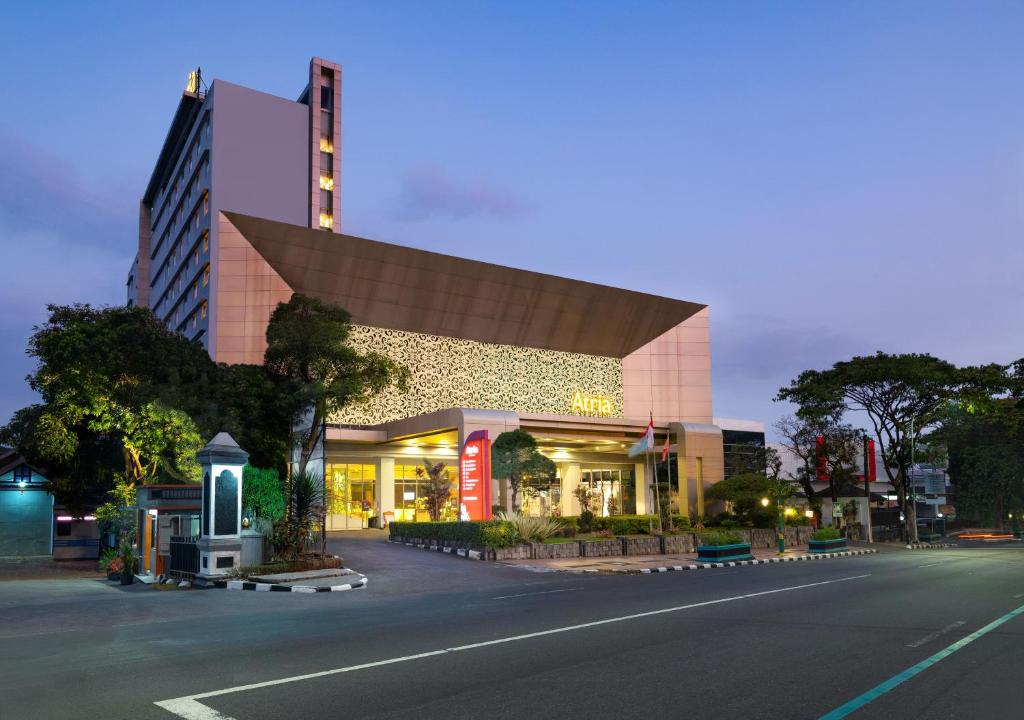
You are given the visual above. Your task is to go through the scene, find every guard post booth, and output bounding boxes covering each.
[194,432,247,587]
[135,485,202,577]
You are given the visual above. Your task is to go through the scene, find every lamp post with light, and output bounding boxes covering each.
[762,494,788,554]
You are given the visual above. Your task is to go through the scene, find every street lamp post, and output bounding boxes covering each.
[763,496,785,554]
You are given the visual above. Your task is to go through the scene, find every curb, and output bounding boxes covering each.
[214,575,369,593]
[388,539,483,560]
[632,548,877,574]
[907,543,958,549]
[510,548,879,575]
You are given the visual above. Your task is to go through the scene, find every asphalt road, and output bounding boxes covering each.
[1,538,1022,720]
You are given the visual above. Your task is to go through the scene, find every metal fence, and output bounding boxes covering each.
[169,535,199,579]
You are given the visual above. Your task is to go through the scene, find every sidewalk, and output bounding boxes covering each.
[0,557,104,581]
[501,545,877,574]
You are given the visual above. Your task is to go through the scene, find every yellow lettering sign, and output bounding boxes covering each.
[571,390,613,417]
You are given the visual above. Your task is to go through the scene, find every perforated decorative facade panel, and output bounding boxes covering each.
[333,325,623,425]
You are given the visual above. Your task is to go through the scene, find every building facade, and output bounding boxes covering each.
[127,58,342,353]
[129,58,761,529]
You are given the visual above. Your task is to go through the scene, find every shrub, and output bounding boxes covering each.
[698,530,743,546]
[604,515,658,536]
[495,511,566,542]
[556,516,579,537]
[578,509,597,533]
[812,526,842,541]
[481,521,520,548]
[243,465,286,525]
[670,515,692,531]
[99,547,119,573]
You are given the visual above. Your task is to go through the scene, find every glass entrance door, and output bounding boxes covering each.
[326,463,376,529]
[580,467,636,516]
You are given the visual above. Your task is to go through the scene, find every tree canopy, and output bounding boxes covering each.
[264,295,410,473]
[776,351,1011,540]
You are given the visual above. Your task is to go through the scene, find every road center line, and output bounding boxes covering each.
[906,621,965,648]
[155,573,870,719]
[492,587,583,599]
[819,602,1024,719]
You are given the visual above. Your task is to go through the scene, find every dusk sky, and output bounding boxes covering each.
[1,1,1021,437]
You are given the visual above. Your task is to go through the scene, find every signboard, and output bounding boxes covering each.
[923,474,946,496]
[459,430,492,521]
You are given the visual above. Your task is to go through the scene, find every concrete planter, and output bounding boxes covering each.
[663,534,696,554]
[531,542,581,559]
[490,544,532,561]
[581,539,624,557]
[696,542,754,562]
[808,537,848,554]
[622,536,661,556]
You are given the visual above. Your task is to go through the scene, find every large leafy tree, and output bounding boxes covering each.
[17,305,214,491]
[263,295,410,474]
[776,352,1007,541]
[491,429,557,510]
[932,401,1024,530]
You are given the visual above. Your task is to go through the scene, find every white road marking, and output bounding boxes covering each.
[918,563,943,568]
[906,620,966,648]
[492,587,583,599]
[154,573,871,718]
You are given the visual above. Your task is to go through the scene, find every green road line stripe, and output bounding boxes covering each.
[819,603,1024,719]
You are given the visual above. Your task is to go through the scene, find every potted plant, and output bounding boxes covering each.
[119,540,138,585]
[696,530,753,562]
[808,526,848,553]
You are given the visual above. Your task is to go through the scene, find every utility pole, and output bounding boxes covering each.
[862,430,874,543]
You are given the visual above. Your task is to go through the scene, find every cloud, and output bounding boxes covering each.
[391,166,528,221]
[0,130,135,253]
[0,132,136,424]
[714,314,865,386]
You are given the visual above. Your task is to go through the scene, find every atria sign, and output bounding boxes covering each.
[459,430,492,521]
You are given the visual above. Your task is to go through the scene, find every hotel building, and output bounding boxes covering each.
[129,57,761,529]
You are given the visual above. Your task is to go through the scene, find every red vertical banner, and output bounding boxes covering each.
[459,430,492,521]
[868,439,877,483]
[815,436,829,482]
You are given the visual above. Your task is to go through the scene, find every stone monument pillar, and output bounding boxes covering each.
[194,432,248,587]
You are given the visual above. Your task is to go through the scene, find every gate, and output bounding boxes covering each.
[169,535,199,579]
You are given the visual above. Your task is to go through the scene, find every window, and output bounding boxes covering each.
[201,230,209,253]
[319,173,334,191]
[202,191,209,216]
[202,264,210,286]
[320,84,332,109]
[319,137,333,153]
[393,463,456,522]
[13,466,31,485]
[191,281,198,299]
[319,212,333,229]
[199,300,207,319]
[56,521,72,537]
[325,463,376,530]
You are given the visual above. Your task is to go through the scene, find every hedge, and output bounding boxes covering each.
[388,520,521,548]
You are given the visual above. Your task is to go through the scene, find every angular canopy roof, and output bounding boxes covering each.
[224,212,705,358]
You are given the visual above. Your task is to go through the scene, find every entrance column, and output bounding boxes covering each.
[634,462,650,515]
[377,457,395,527]
[560,463,582,515]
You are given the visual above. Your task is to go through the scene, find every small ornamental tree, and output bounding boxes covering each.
[416,459,453,521]
[491,429,557,511]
